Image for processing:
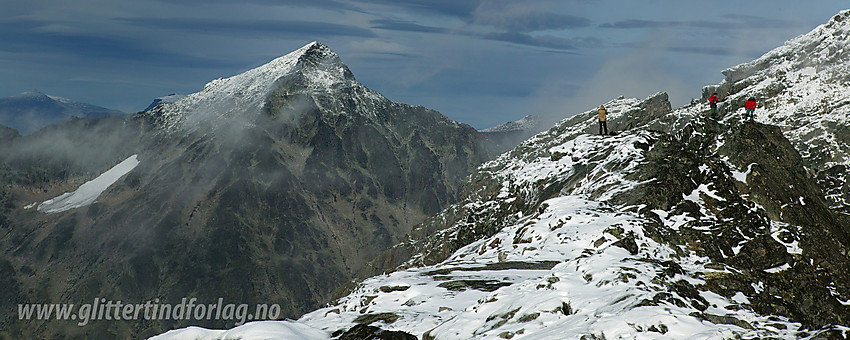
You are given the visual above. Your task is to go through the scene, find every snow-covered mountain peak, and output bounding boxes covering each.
[147,41,363,132]
[10,89,51,101]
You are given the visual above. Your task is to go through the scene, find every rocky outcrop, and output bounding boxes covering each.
[701,9,850,216]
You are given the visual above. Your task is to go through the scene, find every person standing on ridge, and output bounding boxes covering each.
[709,92,719,118]
[745,96,757,121]
[598,105,608,136]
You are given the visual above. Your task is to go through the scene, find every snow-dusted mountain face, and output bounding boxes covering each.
[703,9,850,215]
[143,93,185,112]
[0,90,125,135]
[153,92,850,339]
[0,42,493,338]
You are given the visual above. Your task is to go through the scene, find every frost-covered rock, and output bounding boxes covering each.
[702,9,850,214]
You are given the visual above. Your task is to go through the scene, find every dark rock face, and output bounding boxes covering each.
[624,118,850,329]
[338,324,417,340]
[0,43,493,338]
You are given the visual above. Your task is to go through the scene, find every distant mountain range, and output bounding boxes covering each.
[0,90,125,135]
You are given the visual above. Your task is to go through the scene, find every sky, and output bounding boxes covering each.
[1,1,848,129]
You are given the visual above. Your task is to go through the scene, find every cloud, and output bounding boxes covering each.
[355,0,481,19]
[118,17,377,38]
[481,32,581,51]
[470,0,591,32]
[370,18,592,51]
[370,19,447,33]
[0,19,234,69]
[666,46,735,56]
[346,40,416,58]
[600,16,803,30]
[150,0,362,12]
[475,12,591,32]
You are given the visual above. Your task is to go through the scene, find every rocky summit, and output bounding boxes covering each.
[0,42,493,338]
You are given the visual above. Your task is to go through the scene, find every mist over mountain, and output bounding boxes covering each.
[0,90,125,135]
[0,42,494,338]
[479,115,549,154]
[152,10,850,340]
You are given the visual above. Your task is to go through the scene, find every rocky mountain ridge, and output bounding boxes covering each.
[703,9,850,215]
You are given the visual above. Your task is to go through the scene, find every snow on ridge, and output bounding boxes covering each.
[153,41,350,131]
[37,155,139,214]
[150,321,327,340]
[294,195,804,339]
[721,9,850,82]
[704,8,850,202]
[156,44,309,128]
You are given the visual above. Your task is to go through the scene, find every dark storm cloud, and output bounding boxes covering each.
[118,17,377,38]
[0,19,233,68]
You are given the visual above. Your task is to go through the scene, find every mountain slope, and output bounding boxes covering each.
[702,9,850,215]
[0,42,493,338]
[0,90,125,135]
[154,94,850,339]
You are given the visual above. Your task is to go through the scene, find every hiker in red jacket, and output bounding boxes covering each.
[744,96,757,121]
[708,93,719,118]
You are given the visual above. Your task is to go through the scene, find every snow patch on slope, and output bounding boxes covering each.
[150,321,327,340]
[37,155,139,214]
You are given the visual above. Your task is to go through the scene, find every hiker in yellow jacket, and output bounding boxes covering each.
[598,105,608,136]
